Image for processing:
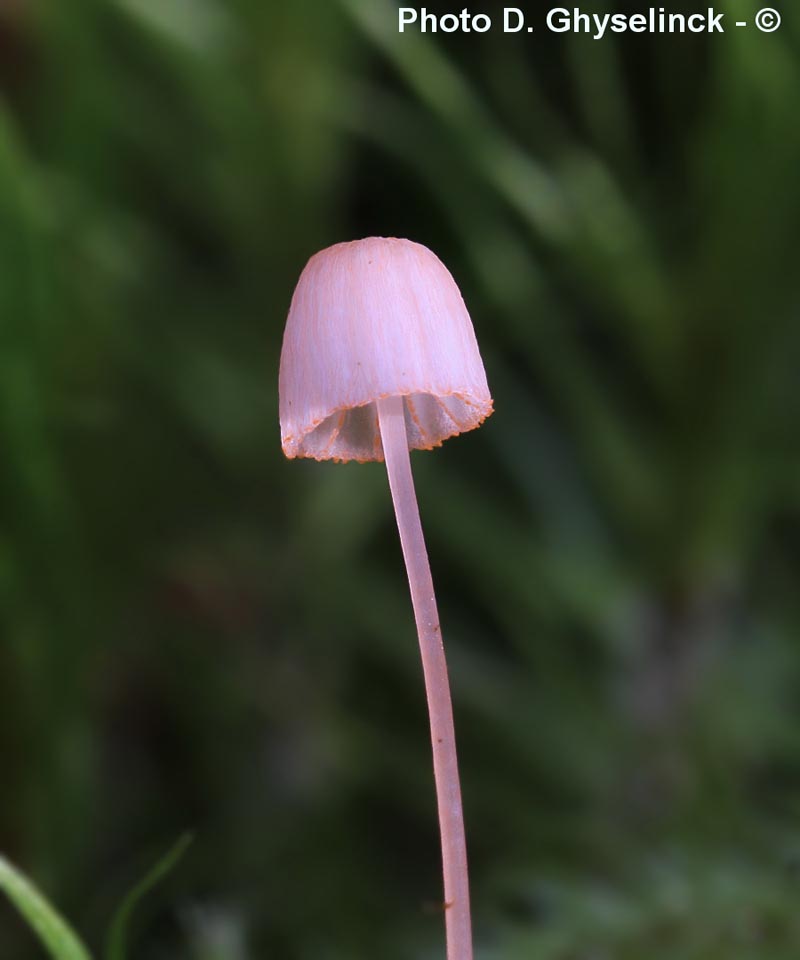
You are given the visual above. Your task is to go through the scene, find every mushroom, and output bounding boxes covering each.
[279,237,493,960]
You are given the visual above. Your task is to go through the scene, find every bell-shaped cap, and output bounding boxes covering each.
[279,237,493,462]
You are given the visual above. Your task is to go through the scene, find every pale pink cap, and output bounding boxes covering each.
[279,237,493,462]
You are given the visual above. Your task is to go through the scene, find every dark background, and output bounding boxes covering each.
[2,1,800,957]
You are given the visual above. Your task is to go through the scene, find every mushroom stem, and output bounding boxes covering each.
[377,394,472,960]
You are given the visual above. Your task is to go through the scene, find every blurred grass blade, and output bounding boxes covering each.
[338,0,572,243]
[104,833,193,960]
[0,855,93,960]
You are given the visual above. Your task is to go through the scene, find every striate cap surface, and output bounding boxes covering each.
[279,237,492,462]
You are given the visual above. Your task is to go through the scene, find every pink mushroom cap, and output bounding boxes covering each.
[279,237,493,462]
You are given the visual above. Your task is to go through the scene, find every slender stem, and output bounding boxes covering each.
[377,395,472,960]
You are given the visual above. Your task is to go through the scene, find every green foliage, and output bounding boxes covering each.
[1,835,190,960]
[0,856,92,960]
[1,0,799,957]
[105,834,193,960]
[486,852,800,960]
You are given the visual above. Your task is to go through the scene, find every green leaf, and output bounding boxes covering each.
[0,854,93,960]
[104,833,194,960]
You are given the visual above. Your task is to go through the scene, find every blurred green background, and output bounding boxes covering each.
[2,0,800,957]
